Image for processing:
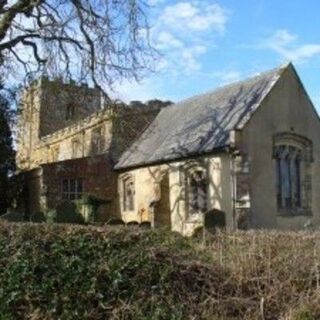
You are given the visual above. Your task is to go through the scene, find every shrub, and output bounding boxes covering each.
[0,222,203,319]
[107,218,125,225]
[30,211,46,223]
[0,223,319,319]
[83,194,111,222]
[0,211,24,222]
[140,221,151,229]
[55,201,85,224]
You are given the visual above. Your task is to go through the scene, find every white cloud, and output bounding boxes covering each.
[161,2,227,32]
[147,0,166,6]
[180,45,207,72]
[111,77,177,103]
[113,1,230,101]
[151,1,228,75]
[156,31,184,49]
[270,29,297,46]
[264,29,320,63]
[112,79,159,103]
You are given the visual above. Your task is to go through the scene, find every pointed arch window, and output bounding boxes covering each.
[186,167,208,215]
[91,126,103,155]
[122,175,135,211]
[275,146,302,209]
[273,133,312,214]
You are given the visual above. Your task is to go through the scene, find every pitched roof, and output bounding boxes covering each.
[115,63,288,170]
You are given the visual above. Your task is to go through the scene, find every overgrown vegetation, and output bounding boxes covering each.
[0,85,15,214]
[0,223,320,319]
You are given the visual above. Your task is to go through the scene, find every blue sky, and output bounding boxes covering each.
[113,0,320,111]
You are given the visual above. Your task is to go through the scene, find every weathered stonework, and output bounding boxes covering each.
[16,77,163,220]
[234,154,251,229]
[16,77,102,170]
[17,63,320,235]
[116,64,320,236]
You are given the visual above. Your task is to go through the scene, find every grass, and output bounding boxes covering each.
[0,222,320,319]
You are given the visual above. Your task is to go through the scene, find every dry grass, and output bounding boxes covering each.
[198,230,320,319]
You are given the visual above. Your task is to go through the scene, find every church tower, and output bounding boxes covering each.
[16,77,101,170]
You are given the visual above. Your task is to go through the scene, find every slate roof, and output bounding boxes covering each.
[115,64,288,170]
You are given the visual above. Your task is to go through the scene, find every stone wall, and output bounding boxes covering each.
[39,77,101,137]
[16,77,164,172]
[16,77,101,170]
[110,105,165,161]
[16,77,165,220]
[239,64,320,230]
[41,155,119,221]
[16,83,42,170]
[33,108,114,167]
[234,154,251,229]
[118,153,234,236]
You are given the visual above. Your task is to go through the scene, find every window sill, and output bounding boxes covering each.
[277,208,312,217]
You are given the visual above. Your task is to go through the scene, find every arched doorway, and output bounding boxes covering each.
[153,172,171,228]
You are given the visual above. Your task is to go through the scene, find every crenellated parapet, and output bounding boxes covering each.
[16,82,166,171]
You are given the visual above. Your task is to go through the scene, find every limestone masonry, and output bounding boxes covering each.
[17,64,320,235]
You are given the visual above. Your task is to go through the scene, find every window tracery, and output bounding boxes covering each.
[123,175,135,211]
[273,133,312,215]
[185,166,208,215]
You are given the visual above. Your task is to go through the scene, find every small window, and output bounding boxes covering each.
[72,139,82,158]
[186,168,208,215]
[61,178,83,200]
[51,146,59,162]
[66,104,75,120]
[91,127,103,155]
[123,176,135,211]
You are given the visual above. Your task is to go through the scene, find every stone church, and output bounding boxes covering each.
[17,63,320,235]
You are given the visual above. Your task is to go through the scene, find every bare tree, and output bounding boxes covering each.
[0,0,155,97]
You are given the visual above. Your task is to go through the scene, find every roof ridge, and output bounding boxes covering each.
[115,62,291,170]
[170,63,289,108]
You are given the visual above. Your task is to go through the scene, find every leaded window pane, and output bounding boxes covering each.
[77,179,83,193]
[275,145,302,210]
[61,178,83,201]
[284,155,292,208]
[62,179,69,193]
[70,179,76,193]
[123,177,135,211]
[276,158,282,208]
[295,157,301,207]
